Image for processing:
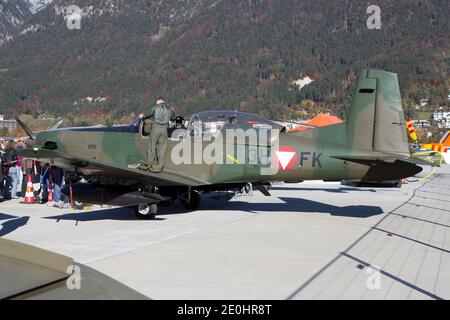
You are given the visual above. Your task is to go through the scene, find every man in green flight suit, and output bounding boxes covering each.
[140,97,175,173]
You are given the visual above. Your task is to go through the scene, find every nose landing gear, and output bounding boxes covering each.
[134,188,202,218]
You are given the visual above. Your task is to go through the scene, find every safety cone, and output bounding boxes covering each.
[24,175,35,204]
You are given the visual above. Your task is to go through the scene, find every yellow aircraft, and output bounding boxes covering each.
[407,118,449,165]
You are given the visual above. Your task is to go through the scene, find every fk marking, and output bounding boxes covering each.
[299,152,322,168]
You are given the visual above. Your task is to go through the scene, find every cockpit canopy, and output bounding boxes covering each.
[187,111,285,138]
[131,110,286,140]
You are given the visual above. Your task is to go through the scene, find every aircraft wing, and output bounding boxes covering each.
[0,238,73,299]
[19,148,209,187]
[0,239,148,300]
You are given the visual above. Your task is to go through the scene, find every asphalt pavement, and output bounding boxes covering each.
[1,165,449,300]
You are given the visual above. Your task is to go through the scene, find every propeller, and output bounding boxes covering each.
[15,117,35,140]
[15,118,64,140]
[50,120,64,130]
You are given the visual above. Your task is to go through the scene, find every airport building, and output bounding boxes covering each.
[0,114,17,131]
[433,112,450,129]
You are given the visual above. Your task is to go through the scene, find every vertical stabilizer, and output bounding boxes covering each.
[440,131,450,146]
[346,70,410,156]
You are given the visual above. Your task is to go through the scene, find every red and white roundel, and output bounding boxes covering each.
[274,146,298,171]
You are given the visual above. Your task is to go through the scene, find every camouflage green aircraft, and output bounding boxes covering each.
[18,70,424,219]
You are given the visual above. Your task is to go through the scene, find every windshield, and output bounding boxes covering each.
[188,111,284,138]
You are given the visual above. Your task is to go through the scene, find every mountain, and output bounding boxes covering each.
[0,0,52,46]
[27,0,54,14]
[0,0,31,45]
[0,0,448,124]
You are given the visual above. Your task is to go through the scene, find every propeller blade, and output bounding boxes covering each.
[50,120,64,130]
[15,117,35,140]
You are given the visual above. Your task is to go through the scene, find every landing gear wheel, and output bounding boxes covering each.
[134,203,157,220]
[241,183,252,194]
[180,190,201,210]
[74,201,86,210]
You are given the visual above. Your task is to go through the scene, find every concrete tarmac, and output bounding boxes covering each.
[1,166,449,300]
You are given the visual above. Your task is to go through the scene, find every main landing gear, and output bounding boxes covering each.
[134,203,158,220]
[134,189,201,219]
[180,190,201,210]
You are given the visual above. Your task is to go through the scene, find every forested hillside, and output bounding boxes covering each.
[0,0,448,124]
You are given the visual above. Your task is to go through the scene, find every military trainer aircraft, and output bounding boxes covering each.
[18,70,424,219]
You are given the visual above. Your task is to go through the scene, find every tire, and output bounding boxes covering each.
[134,203,157,220]
[74,201,86,210]
[180,190,201,210]
[242,183,252,194]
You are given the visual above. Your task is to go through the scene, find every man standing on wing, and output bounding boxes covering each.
[140,97,175,173]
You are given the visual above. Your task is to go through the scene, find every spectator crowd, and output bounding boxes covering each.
[0,139,70,208]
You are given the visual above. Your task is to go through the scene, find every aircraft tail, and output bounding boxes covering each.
[346,69,410,156]
[406,118,418,141]
[440,131,450,146]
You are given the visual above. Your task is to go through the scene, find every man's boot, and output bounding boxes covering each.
[150,164,163,173]
[137,162,151,170]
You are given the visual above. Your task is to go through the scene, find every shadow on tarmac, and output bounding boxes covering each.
[0,215,30,237]
[286,174,449,300]
[0,213,19,221]
[43,207,165,223]
[201,197,383,218]
[43,195,383,222]
[271,187,378,193]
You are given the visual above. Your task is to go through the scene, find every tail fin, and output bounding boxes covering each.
[440,131,450,146]
[406,118,418,141]
[346,70,409,156]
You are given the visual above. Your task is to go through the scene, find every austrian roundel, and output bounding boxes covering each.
[274,146,298,171]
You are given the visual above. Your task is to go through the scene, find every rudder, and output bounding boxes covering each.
[440,131,450,146]
[346,69,410,156]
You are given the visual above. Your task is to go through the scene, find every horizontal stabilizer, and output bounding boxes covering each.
[332,155,433,167]
[331,155,424,181]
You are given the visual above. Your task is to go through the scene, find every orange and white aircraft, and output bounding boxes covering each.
[407,117,450,164]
